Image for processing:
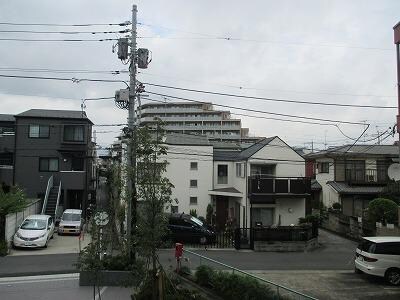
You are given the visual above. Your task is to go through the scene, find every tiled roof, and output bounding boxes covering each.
[306,145,399,158]
[327,181,384,195]
[311,179,322,191]
[214,137,276,161]
[0,114,15,122]
[16,109,92,123]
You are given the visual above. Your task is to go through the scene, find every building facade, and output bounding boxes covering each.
[138,102,261,143]
[0,109,95,217]
[306,145,398,217]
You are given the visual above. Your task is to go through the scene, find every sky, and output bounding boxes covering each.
[0,0,399,150]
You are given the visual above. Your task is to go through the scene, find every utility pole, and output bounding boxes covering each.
[394,22,400,164]
[126,4,137,259]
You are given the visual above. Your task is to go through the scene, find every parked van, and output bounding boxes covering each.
[355,236,400,285]
[167,213,216,244]
[58,209,83,235]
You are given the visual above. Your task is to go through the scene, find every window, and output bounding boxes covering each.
[236,163,245,177]
[190,162,198,170]
[250,164,275,176]
[319,162,329,173]
[71,157,84,171]
[39,158,59,172]
[190,180,197,188]
[0,153,13,166]
[29,125,49,138]
[171,206,178,213]
[64,125,84,142]
[0,126,14,134]
[190,197,198,205]
[217,165,228,184]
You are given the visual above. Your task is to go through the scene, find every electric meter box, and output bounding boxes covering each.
[137,48,149,69]
[117,38,129,60]
[115,89,129,102]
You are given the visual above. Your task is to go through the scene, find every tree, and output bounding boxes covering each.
[368,198,399,225]
[132,124,174,300]
[0,186,28,255]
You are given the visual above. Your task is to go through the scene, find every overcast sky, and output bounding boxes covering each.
[0,0,399,150]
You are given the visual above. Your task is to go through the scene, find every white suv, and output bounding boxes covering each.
[58,209,83,235]
[355,236,400,285]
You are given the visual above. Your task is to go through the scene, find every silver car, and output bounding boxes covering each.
[13,214,54,248]
[58,209,83,235]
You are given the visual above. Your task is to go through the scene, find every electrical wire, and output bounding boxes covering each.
[144,90,366,125]
[0,29,130,34]
[138,71,397,99]
[0,38,118,42]
[0,22,130,27]
[0,67,128,74]
[142,82,396,109]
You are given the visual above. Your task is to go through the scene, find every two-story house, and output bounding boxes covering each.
[163,135,310,229]
[2,109,95,218]
[306,145,398,217]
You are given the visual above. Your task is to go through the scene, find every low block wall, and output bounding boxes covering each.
[5,198,42,244]
[376,226,400,236]
[254,237,318,252]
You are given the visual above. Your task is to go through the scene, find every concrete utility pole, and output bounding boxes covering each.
[126,4,137,259]
[394,22,400,163]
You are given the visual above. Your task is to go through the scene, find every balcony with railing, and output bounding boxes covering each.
[344,168,389,185]
[248,176,311,196]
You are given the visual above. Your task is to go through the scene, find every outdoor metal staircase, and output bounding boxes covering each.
[41,175,62,220]
[44,186,59,219]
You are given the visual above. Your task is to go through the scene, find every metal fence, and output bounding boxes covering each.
[182,249,318,300]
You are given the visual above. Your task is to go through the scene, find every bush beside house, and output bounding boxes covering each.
[368,198,398,225]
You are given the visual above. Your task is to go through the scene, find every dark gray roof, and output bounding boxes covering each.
[0,114,15,122]
[311,179,322,191]
[16,109,92,123]
[306,144,399,158]
[165,132,210,146]
[210,187,242,194]
[214,137,276,161]
[327,181,384,195]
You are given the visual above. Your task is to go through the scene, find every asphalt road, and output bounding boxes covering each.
[0,273,132,300]
[0,229,358,277]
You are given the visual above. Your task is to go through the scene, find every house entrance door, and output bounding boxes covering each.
[216,196,229,230]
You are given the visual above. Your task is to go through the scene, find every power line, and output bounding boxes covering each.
[138,71,397,99]
[0,38,118,42]
[142,82,396,109]
[0,67,128,75]
[0,29,129,34]
[0,22,130,27]
[144,91,367,125]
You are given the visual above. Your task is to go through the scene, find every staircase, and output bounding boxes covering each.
[44,185,59,219]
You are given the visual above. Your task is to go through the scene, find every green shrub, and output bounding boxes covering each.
[195,265,215,286]
[368,198,399,225]
[332,202,341,210]
[0,240,8,256]
[190,209,197,217]
[196,266,282,299]
[299,214,321,225]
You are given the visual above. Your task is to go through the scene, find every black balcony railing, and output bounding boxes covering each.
[248,176,311,194]
[345,169,389,184]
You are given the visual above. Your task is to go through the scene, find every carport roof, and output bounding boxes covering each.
[327,181,384,195]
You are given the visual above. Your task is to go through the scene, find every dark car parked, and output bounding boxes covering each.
[167,213,216,245]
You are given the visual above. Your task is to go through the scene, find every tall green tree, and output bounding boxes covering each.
[132,124,174,300]
[368,198,398,225]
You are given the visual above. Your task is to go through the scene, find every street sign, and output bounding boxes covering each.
[94,211,109,226]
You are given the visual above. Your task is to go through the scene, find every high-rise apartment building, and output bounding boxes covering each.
[138,102,261,143]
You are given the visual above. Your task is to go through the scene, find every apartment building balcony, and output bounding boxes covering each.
[140,107,207,115]
[248,176,311,196]
[344,169,389,185]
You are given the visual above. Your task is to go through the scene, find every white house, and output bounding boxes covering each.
[163,134,310,229]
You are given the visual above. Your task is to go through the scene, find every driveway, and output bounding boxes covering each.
[9,232,91,256]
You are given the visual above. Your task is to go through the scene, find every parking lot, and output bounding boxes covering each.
[9,231,91,256]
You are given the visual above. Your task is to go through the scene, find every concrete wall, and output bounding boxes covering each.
[165,144,214,218]
[254,238,318,252]
[4,198,42,244]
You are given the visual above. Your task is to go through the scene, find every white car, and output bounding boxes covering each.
[355,236,400,285]
[58,209,83,235]
[13,214,55,248]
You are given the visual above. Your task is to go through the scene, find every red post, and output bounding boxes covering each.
[175,243,183,272]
